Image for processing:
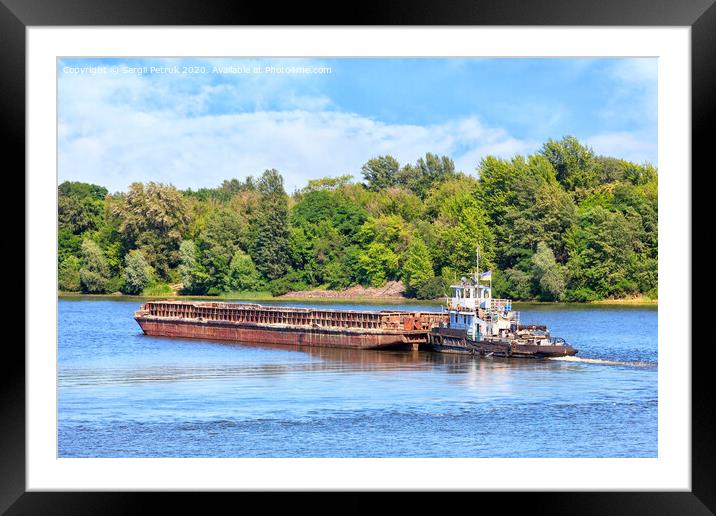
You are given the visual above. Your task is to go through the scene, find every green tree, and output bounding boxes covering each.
[183,176,256,203]
[357,242,399,287]
[356,214,410,250]
[58,195,105,234]
[476,156,528,261]
[178,240,209,294]
[480,155,576,269]
[58,181,108,200]
[611,181,658,257]
[322,257,353,290]
[476,156,523,219]
[540,136,598,191]
[229,252,264,292]
[56,136,657,303]
[532,242,567,301]
[252,170,291,281]
[402,237,434,295]
[361,155,400,191]
[58,181,108,240]
[196,208,245,292]
[371,187,424,222]
[291,188,366,242]
[111,182,190,279]
[79,239,110,293]
[425,175,481,220]
[303,175,354,193]
[267,270,308,296]
[397,153,457,198]
[122,249,153,295]
[58,256,81,292]
[415,276,448,300]
[505,166,577,265]
[625,162,658,186]
[226,189,262,251]
[566,206,642,299]
[493,268,533,300]
[58,229,83,265]
[287,226,319,285]
[428,181,495,277]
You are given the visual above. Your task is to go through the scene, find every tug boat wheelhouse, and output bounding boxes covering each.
[428,248,578,358]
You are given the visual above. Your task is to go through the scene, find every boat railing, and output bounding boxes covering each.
[141,300,449,332]
[490,298,512,311]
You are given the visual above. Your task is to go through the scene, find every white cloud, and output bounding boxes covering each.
[585,130,657,165]
[59,104,543,193]
[581,59,658,166]
[58,67,543,192]
[58,58,657,193]
[609,58,658,85]
[601,58,658,127]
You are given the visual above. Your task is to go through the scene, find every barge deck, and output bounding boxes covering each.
[134,300,448,350]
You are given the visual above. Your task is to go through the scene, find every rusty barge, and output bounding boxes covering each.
[134,300,448,350]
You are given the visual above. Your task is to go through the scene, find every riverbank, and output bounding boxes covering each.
[58,290,657,307]
[279,281,407,300]
[57,291,427,305]
[588,296,658,305]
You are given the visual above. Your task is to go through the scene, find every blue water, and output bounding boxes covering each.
[58,299,657,458]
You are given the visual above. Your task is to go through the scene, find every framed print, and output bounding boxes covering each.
[5,0,713,512]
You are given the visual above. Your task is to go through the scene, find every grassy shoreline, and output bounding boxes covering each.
[58,291,657,306]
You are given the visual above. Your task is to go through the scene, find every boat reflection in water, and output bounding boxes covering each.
[77,335,568,388]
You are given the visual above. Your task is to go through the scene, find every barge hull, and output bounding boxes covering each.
[137,317,419,350]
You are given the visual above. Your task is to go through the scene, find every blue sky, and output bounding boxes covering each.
[58,57,657,193]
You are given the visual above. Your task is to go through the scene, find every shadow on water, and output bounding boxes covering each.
[141,332,657,368]
[63,330,651,389]
[61,329,590,387]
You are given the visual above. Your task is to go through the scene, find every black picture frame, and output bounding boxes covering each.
[4,0,712,512]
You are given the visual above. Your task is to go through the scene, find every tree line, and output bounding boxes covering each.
[58,136,658,302]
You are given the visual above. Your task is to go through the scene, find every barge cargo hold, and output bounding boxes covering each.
[134,300,448,350]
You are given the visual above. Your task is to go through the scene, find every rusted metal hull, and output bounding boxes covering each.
[136,317,417,349]
[133,301,449,350]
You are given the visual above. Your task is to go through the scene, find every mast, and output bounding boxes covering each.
[475,244,481,304]
[475,244,480,283]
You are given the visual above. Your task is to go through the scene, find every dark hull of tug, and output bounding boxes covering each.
[429,329,578,358]
[136,317,425,350]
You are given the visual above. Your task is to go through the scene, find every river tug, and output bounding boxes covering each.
[428,249,578,358]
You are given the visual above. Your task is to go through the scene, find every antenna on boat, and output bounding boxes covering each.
[475,244,480,284]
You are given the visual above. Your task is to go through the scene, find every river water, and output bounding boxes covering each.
[58,299,657,458]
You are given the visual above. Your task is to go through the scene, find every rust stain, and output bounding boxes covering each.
[134,300,448,350]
